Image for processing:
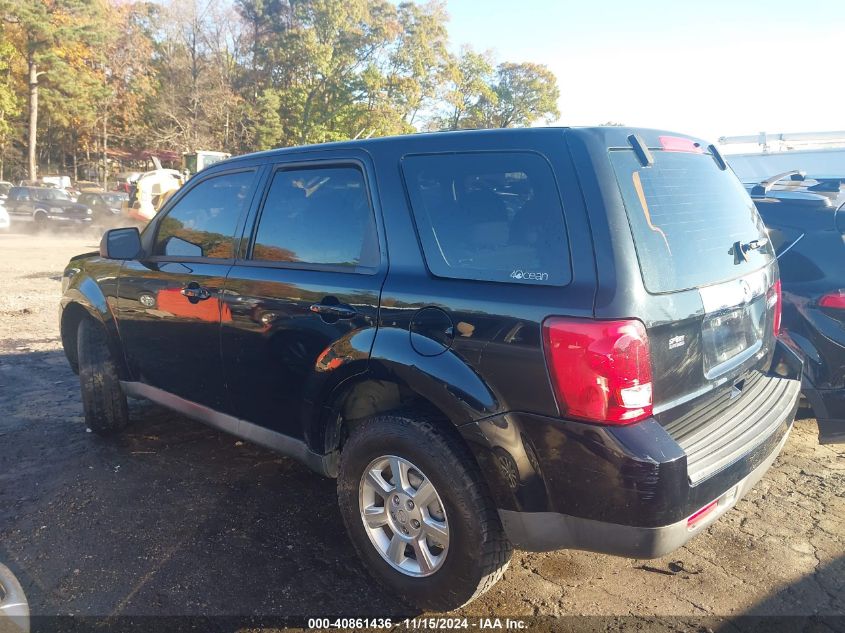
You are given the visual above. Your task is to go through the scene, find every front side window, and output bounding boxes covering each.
[154,170,255,259]
[250,165,379,271]
[402,152,572,285]
[34,188,69,202]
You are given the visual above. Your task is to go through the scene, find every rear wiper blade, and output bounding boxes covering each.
[731,238,768,264]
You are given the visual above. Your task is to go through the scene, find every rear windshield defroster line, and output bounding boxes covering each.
[609,149,774,294]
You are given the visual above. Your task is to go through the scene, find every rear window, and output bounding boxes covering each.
[402,152,571,286]
[610,149,774,293]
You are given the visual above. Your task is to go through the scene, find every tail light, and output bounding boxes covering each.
[542,318,653,425]
[819,290,845,310]
[767,280,782,335]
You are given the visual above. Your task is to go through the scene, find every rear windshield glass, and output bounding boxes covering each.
[402,152,571,286]
[609,149,773,293]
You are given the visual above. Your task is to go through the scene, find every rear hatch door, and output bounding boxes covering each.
[604,136,785,479]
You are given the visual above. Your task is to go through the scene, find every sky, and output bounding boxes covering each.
[443,0,845,142]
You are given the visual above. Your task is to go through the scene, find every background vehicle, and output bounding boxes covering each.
[0,203,9,231]
[182,150,231,176]
[77,191,128,222]
[40,175,77,199]
[60,127,801,610]
[6,186,92,231]
[748,170,845,443]
[127,168,183,221]
[113,171,142,194]
[74,180,105,194]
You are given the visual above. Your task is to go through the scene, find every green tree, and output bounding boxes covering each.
[387,1,450,126]
[252,88,283,149]
[1,0,106,179]
[272,0,402,144]
[477,62,560,128]
[0,38,19,180]
[432,46,495,131]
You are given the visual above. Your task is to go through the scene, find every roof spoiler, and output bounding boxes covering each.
[750,170,806,197]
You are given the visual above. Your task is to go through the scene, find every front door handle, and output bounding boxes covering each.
[309,303,357,319]
[181,282,211,301]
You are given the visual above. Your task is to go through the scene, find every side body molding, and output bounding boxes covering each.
[121,381,333,476]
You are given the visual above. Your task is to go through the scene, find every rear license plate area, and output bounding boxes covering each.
[701,297,765,377]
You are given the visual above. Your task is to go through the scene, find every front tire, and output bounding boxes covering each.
[338,411,512,611]
[77,318,129,435]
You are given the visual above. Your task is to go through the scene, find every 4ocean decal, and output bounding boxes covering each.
[511,270,549,282]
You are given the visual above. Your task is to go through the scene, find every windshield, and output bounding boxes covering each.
[102,193,127,205]
[610,149,774,293]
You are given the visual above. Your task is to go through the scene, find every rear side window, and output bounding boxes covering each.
[250,165,379,271]
[402,152,571,286]
[154,170,255,259]
[610,150,774,293]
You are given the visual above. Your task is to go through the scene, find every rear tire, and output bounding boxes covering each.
[33,210,48,232]
[77,318,129,435]
[337,410,512,611]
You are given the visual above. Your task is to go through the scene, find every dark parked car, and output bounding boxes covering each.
[748,170,844,443]
[6,186,92,230]
[60,128,802,610]
[77,191,128,221]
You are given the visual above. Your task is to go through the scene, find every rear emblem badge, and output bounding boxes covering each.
[668,335,685,350]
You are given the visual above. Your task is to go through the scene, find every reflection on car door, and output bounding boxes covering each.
[117,169,258,410]
[221,160,385,439]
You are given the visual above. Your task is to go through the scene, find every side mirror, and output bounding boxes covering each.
[100,227,142,260]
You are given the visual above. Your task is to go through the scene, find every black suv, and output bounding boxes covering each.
[6,186,93,230]
[60,128,802,610]
[748,171,845,443]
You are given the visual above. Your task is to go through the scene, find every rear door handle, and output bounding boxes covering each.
[181,282,211,301]
[309,303,357,319]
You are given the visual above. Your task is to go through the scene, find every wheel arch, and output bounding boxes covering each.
[313,342,500,450]
[60,291,129,379]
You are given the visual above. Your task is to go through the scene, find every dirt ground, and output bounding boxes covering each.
[0,232,843,630]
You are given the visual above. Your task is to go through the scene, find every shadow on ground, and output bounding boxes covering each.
[0,348,418,619]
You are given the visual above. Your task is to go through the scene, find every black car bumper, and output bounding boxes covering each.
[498,425,791,557]
[459,341,802,557]
[803,386,845,444]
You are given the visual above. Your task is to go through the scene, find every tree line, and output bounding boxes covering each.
[0,0,561,182]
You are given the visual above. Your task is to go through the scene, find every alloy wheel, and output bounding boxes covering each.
[358,455,449,577]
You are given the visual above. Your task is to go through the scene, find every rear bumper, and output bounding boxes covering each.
[460,340,803,556]
[803,386,845,444]
[499,426,790,557]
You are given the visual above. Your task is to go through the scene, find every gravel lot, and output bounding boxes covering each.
[0,232,842,630]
